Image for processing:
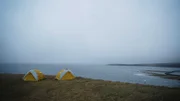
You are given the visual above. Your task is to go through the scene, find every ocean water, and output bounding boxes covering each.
[0,64,180,87]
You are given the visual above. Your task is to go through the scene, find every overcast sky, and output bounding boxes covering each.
[0,0,180,64]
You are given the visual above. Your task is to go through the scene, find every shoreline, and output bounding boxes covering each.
[1,73,180,87]
[108,63,180,67]
[143,70,180,81]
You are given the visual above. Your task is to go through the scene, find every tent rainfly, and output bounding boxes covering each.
[55,69,75,80]
[23,69,44,81]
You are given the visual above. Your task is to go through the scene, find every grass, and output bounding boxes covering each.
[0,74,180,101]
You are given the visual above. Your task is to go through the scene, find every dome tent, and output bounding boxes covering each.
[55,69,75,80]
[23,69,44,81]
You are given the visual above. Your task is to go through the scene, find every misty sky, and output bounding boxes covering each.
[0,0,180,64]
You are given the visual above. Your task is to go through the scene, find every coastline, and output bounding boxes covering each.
[108,63,180,67]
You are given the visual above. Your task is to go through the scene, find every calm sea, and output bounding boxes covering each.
[0,64,180,87]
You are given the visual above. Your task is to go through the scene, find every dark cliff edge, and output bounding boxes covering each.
[108,63,180,67]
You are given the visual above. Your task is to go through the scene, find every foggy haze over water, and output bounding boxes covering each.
[0,0,180,64]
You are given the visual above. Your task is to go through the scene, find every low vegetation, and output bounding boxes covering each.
[0,74,180,101]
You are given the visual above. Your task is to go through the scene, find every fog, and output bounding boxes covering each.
[0,0,180,64]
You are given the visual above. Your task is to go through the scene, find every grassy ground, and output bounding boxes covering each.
[0,74,180,101]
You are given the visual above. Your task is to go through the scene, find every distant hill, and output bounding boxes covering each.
[108,63,180,67]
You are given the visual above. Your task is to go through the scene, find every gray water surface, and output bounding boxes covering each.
[0,64,180,87]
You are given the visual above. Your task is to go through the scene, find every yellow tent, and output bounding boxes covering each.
[55,69,75,80]
[23,69,44,81]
